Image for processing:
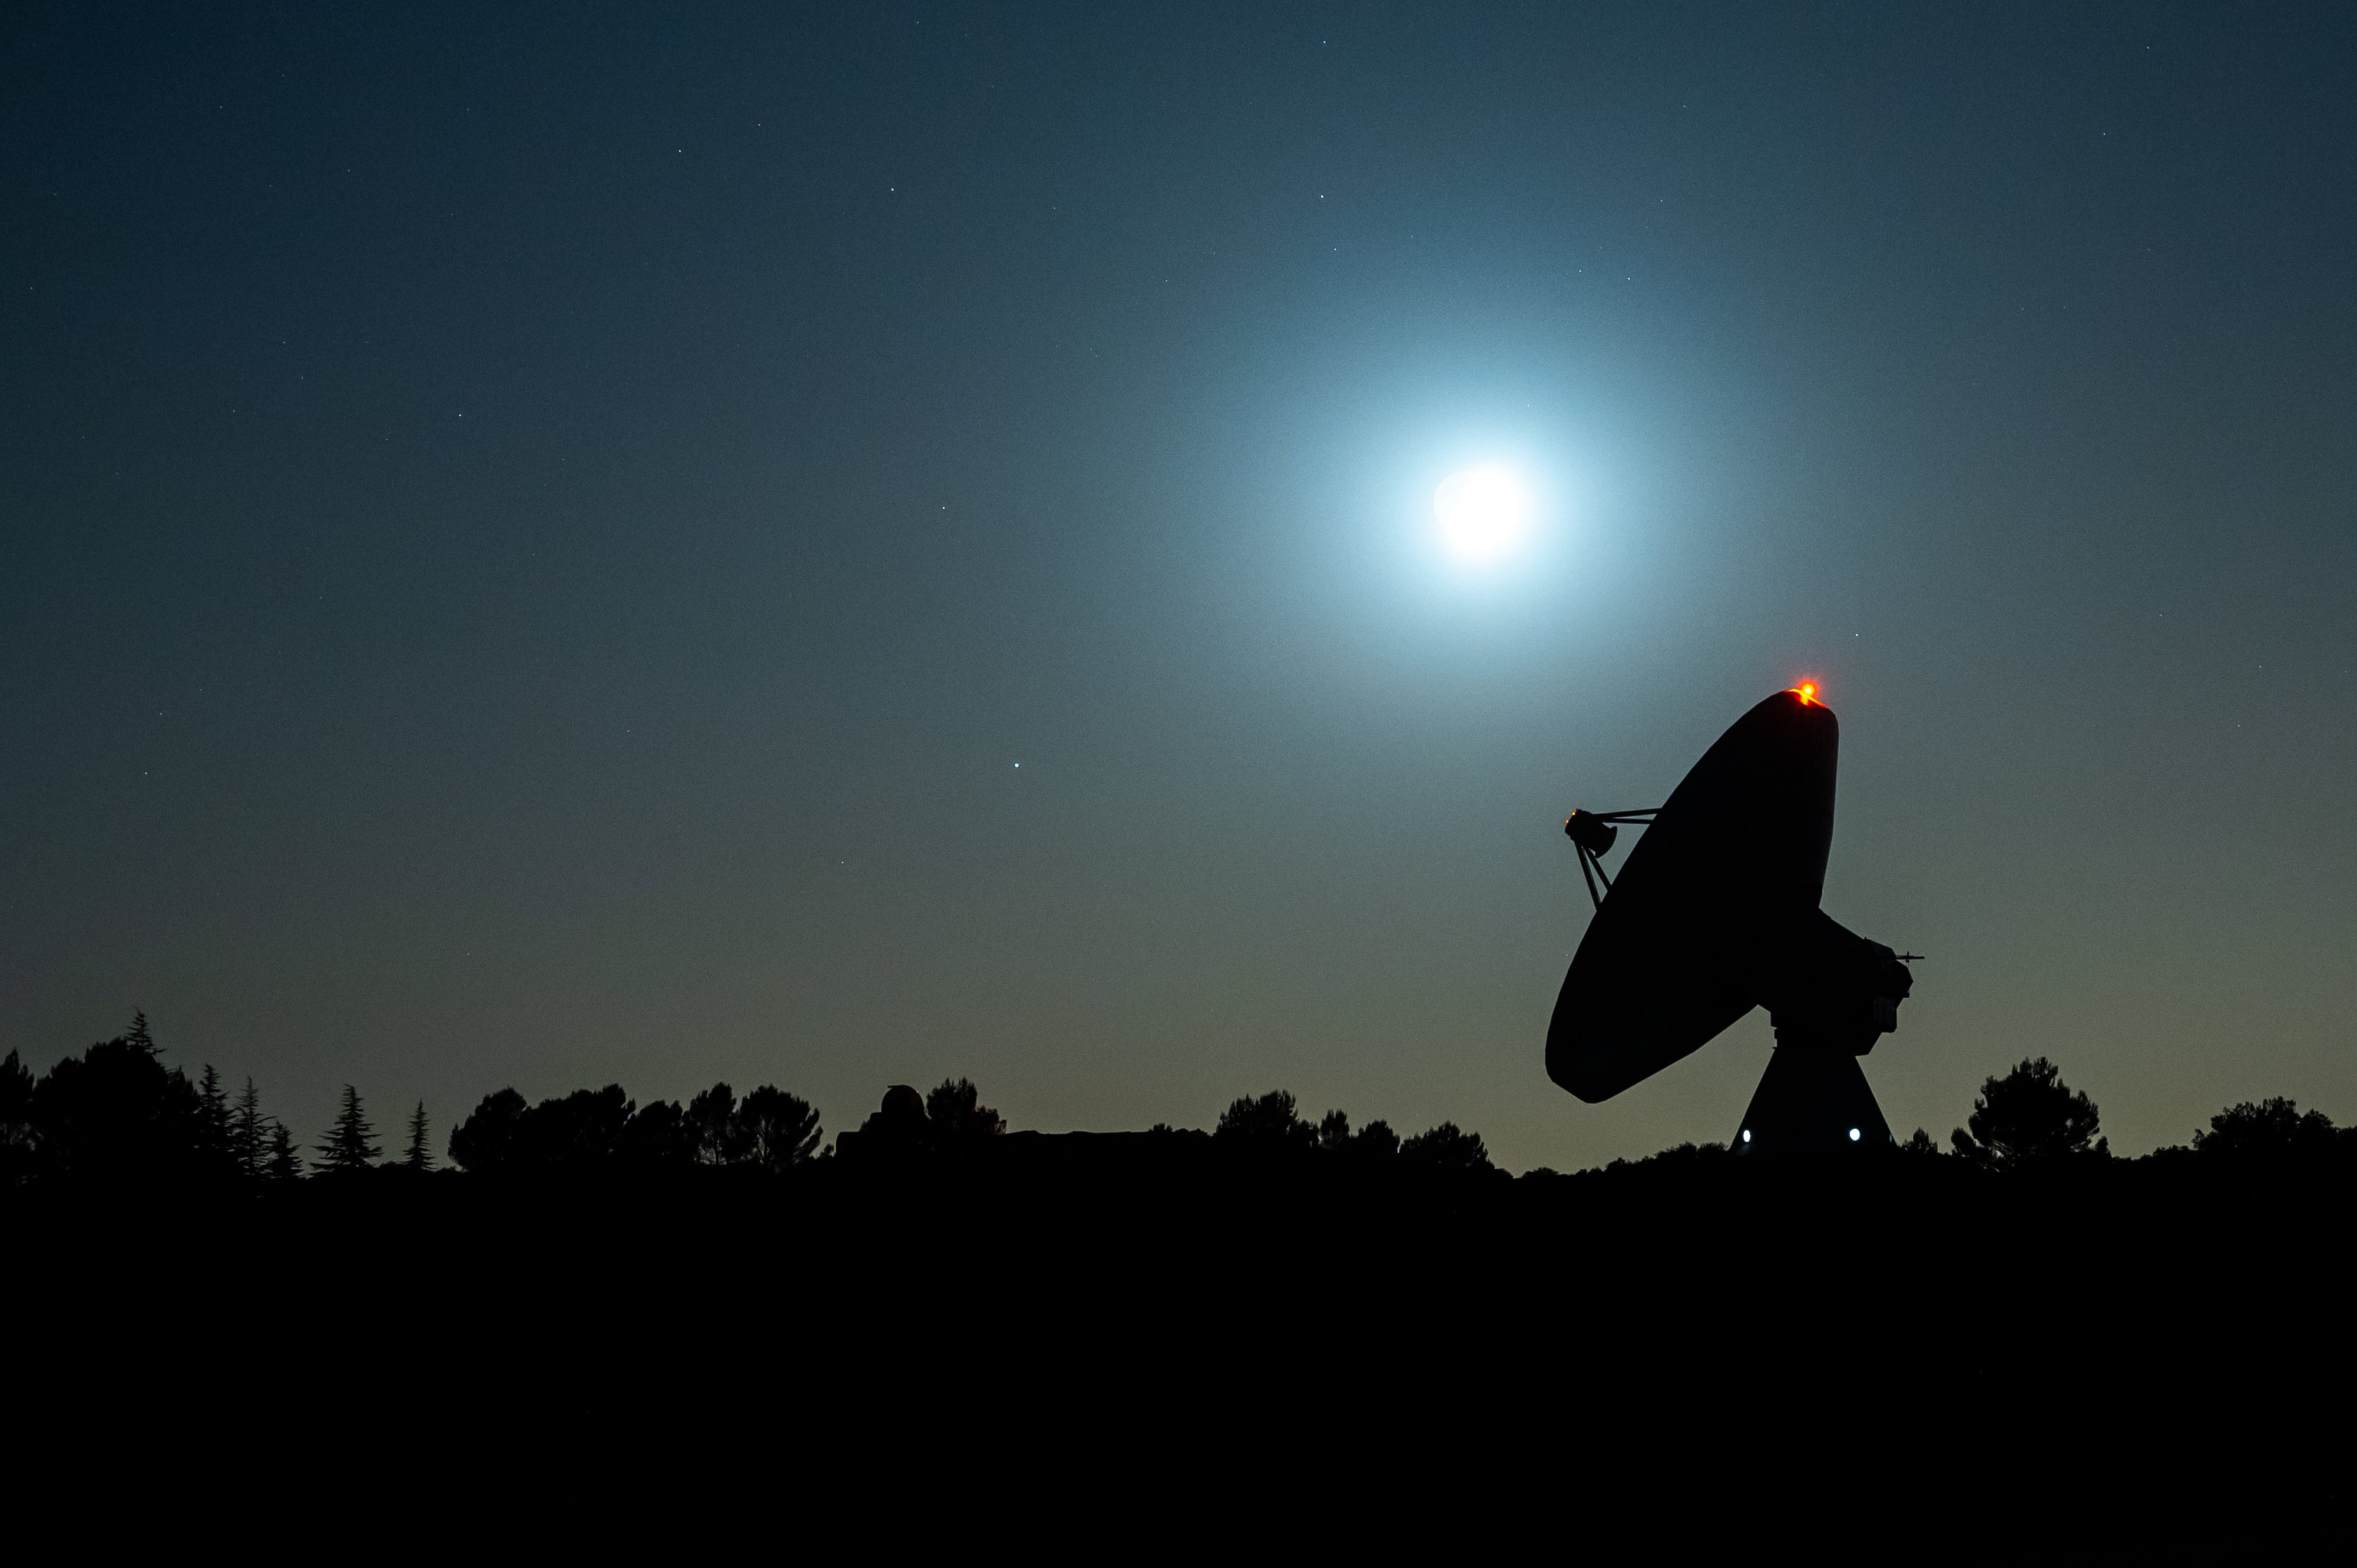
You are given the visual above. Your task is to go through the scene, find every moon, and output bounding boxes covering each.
[1433,465,1534,562]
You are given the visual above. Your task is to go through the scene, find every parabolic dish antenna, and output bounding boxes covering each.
[1547,685,1916,1153]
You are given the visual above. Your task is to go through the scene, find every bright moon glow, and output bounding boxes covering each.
[1434,465,1534,562]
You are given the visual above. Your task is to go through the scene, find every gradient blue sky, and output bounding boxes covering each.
[6,2,2352,1168]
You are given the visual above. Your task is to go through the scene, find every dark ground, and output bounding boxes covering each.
[9,1143,2348,1559]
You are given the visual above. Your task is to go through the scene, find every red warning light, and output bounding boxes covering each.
[1790,680,1820,705]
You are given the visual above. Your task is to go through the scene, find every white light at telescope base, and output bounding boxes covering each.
[1848,1128,1861,1141]
[1434,465,1533,562]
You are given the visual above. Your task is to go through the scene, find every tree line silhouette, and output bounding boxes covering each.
[3,1015,2351,1188]
[0,1015,436,1188]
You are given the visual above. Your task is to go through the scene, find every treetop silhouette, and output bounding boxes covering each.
[448,1079,826,1175]
[1310,1108,1401,1162]
[1,1050,35,1185]
[739,1085,823,1170]
[231,1077,266,1181]
[267,1120,302,1181]
[0,1014,2345,1191]
[403,1100,433,1172]
[197,1065,230,1168]
[316,1085,382,1174]
[1216,1089,1315,1148]
[2194,1098,2347,1163]
[925,1078,1005,1142]
[24,1024,219,1184]
[1399,1122,1493,1175]
[1951,1058,2106,1167]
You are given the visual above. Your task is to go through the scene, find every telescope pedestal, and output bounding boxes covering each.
[1730,1041,1893,1155]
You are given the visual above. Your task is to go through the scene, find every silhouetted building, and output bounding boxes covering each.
[835,1084,929,1163]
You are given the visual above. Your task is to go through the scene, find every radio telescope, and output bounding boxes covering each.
[1547,685,1918,1153]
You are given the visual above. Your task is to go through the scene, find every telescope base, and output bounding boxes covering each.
[1731,1045,1894,1156]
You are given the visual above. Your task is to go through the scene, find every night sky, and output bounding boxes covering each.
[7,3,2352,1171]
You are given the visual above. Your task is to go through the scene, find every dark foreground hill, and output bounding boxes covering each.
[9,1141,2348,1560]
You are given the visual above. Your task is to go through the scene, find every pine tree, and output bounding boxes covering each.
[230,1078,265,1181]
[316,1085,380,1173]
[266,1119,302,1181]
[737,1086,823,1171]
[923,1078,1005,1142]
[125,1010,158,1058]
[686,1083,747,1165]
[402,1100,433,1172]
[1951,1058,2105,1166]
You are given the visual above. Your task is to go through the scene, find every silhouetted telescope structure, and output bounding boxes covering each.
[1548,684,1917,1154]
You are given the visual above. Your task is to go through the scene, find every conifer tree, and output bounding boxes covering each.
[402,1100,433,1172]
[126,1010,158,1058]
[316,1085,380,1173]
[1,1049,35,1182]
[197,1065,231,1169]
[230,1078,266,1181]
[266,1120,302,1181]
